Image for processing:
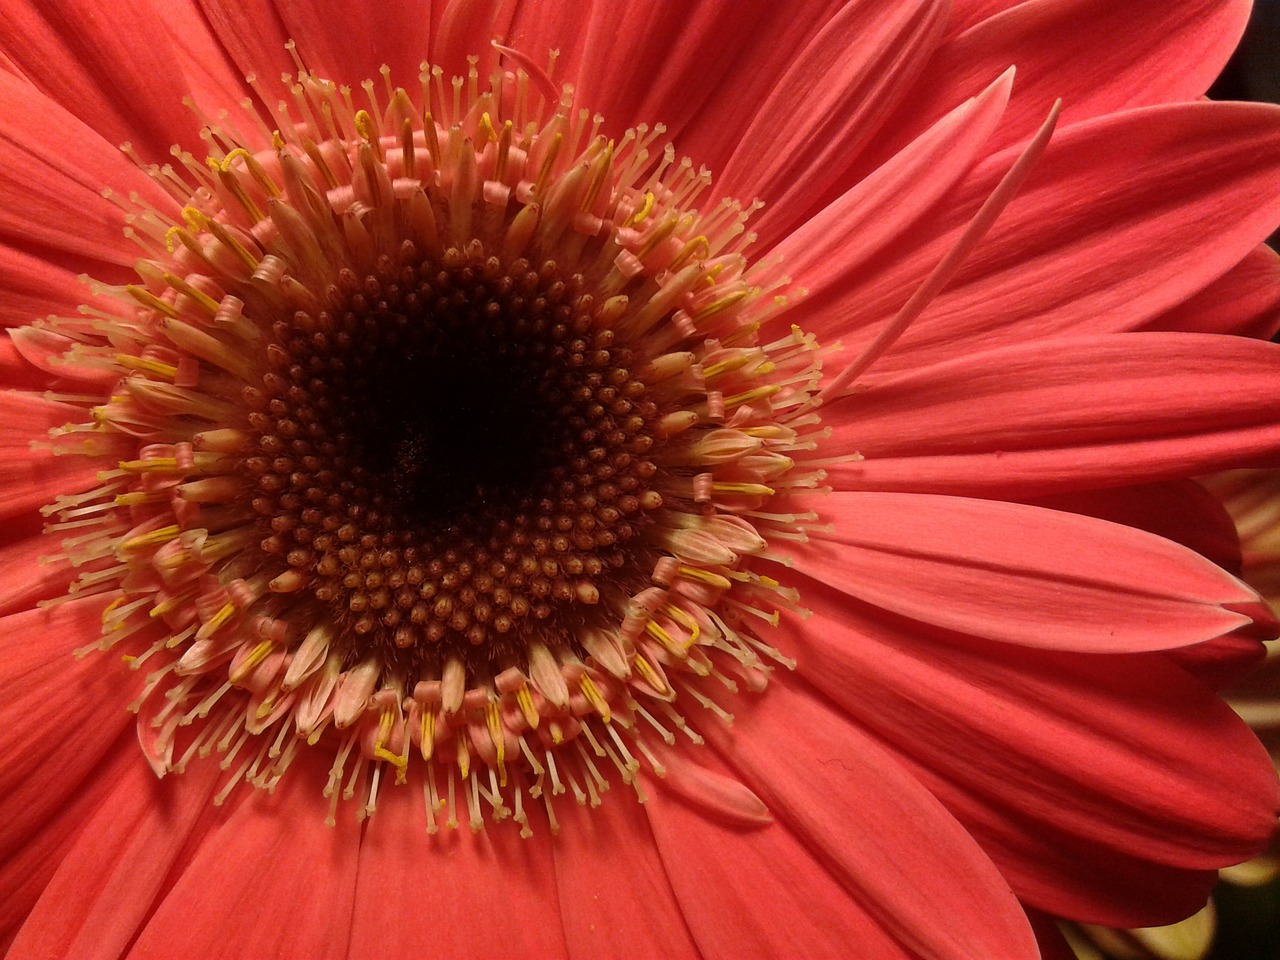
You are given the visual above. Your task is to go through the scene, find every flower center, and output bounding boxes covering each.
[243,242,665,665]
[34,53,827,829]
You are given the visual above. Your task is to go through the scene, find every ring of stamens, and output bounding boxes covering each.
[33,52,828,830]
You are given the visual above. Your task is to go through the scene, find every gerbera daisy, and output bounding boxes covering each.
[3,1,1280,958]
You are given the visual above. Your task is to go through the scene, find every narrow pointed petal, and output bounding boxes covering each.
[694,680,1040,960]
[348,770,570,959]
[806,102,1280,368]
[127,751,362,959]
[784,491,1260,650]
[782,580,1278,920]
[825,334,1280,498]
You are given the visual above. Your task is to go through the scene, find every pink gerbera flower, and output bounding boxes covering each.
[3,1,1280,958]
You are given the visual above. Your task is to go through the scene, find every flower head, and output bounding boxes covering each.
[3,2,1280,958]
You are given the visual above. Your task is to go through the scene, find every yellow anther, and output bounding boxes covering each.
[711,481,775,497]
[115,354,178,381]
[205,218,261,271]
[162,273,221,314]
[578,674,611,723]
[486,702,508,786]
[722,384,782,408]
[182,206,209,230]
[516,682,540,729]
[478,111,497,142]
[255,692,278,719]
[633,654,669,696]
[694,289,750,320]
[373,708,409,777]
[272,130,286,151]
[669,234,710,270]
[126,285,179,319]
[703,354,752,380]
[645,619,687,659]
[149,587,196,619]
[662,603,701,646]
[354,109,377,141]
[419,709,436,761]
[164,225,188,254]
[229,638,274,685]
[101,596,126,624]
[120,524,181,552]
[198,600,238,639]
[630,191,655,225]
[115,490,166,507]
[204,156,221,171]
[676,565,733,590]
[118,457,180,473]
[219,147,251,172]
[456,736,471,779]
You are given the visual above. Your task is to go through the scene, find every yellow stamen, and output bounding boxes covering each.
[578,674,611,722]
[115,354,178,381]
[120,524,181,552]
[486,702,508,786]
[229,639,273,684]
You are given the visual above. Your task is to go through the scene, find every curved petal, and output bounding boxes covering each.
[551,794,701,960]
[694,678,1040,960]
[716,0,949,247]
[781,579,1277,919]
[0,244,94,329]
[126,751,362,960]
[347,769,570,960]
[860,0,1252,174]
[6,753,223,960]
[801,102,1280,369]
[783,491,1261,650]
[0,0,206,159]
[824,333,1280,498]
[274,0,437,92]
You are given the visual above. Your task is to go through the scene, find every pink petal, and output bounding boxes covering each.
[0,336,50,392]
[715,0,949,246]
[643,763,912,959]
[0,391,102,521]
[786,578,1278,921]
[862,0,1252,173]
[347,768,570,960]
[0,525,73,617]
[0,244,92,329]
[783,491,1260,651]
[551,794,700,959]
[802,102,1280,369]
[693,678,1040,959]
[0,736,138,942]
[0,599,134,863]
[127,750,362,959]
[0,73,163,271]
[0,0,206,159]
[7,754,223,960]
[1142,242,1280,339]
[824,333,1280,498]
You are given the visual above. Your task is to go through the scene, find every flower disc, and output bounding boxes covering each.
[38,54,825,829]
